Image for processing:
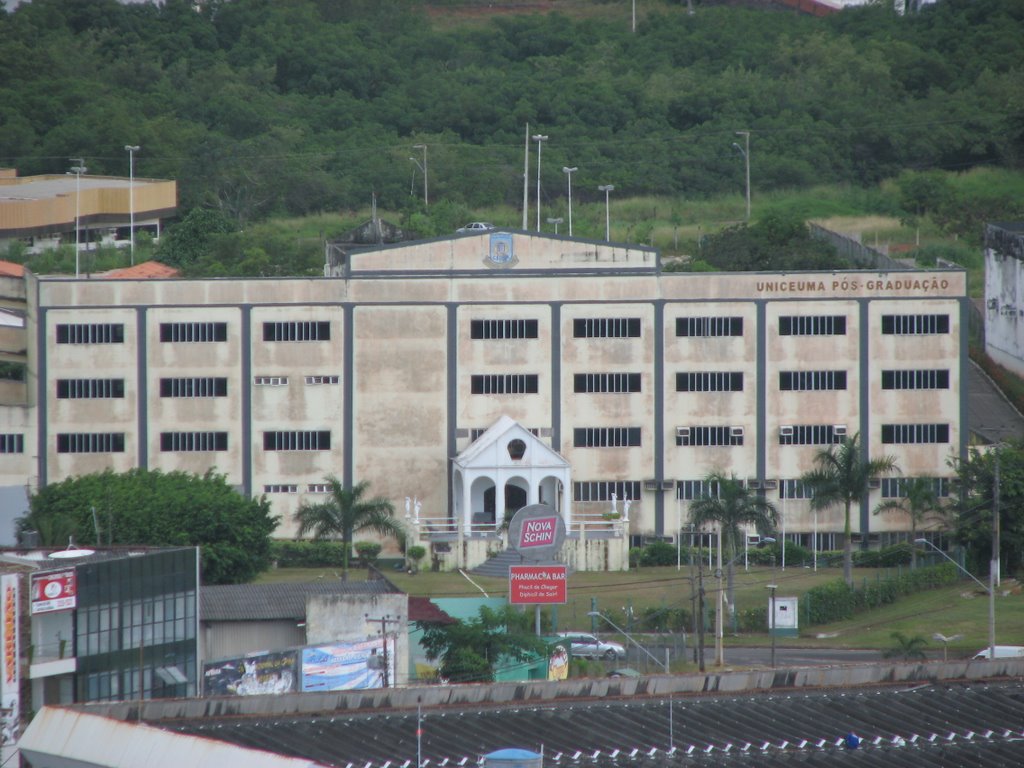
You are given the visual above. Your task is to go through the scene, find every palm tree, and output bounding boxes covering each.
[689,473,778,618]
[294,477,403,579]
[801,432,898,587]
[874,477,948,569]
[883,631,928,661]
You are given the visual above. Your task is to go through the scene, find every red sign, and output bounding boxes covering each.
[509,565,567,605]
[30,570,77,614]
[518,516,558,549]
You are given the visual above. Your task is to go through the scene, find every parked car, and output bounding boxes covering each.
[456,221,495,233]
[557,632,626,660]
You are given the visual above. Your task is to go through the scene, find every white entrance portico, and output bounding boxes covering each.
[452,416,571,535]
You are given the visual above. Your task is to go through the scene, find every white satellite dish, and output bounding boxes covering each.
[48,537,95,559]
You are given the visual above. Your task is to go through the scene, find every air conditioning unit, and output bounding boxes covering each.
[834,424,848,438]
[730,426,744,438]
[661,480,676,491]
[868,478,881,489]
[746,479,762,490]
[762,479,778,490]
[643,479,661,491]
[676,427,690,439]
[779,425,794,437]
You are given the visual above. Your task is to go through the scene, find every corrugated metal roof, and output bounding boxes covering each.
[201,580,398,622]
[102,260,180,279]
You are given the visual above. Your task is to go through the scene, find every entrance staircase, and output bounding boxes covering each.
[471,548,572,579]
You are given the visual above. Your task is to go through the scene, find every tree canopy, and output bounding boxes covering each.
[20,468,279,584]
[1,0,1021,225]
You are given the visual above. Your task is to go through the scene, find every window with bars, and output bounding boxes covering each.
[262,321,330,342]
[304,375,340,385]
[56,323,124,344]
[573,480,641,502]
[470,374,539,394]
[159,322,227,342]
[676,371,743,392]
[159,378,227,397]
[881,423,950,444]
[57,433,125,453]
[573,317,641,338]
[677,479,721,500]
[307,483,332,494]
[573,427,642,448]
[0,434,23,454]
[676,426,744,447]
[264,484,298,494]
[881,369,950,390]
[881,314,950,335]
[779,479,814,499]
[471,319,538,339]
[676,317,743,337]
[779,425,843,445]
[574,373,641,393]
[57,379,125,399]
[263,430,331,451]
[779,315,846,336]
[779,371,847,391]
[880,477,951,498]
[254,376,289,386]
[159,432,228,452]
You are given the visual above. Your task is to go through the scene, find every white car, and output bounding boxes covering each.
[556,632,626,660]
[456,221,495,233]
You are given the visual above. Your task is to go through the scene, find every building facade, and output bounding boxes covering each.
[984,222,1024,377]
[0,230,967,569]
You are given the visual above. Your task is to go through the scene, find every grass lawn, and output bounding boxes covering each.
[258,562,1024,659]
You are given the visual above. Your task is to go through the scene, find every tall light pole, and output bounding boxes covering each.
[587,611,669,673]
[125,145,140,265]
[732,131,750,222]
[68,159,87,278]
[598,184,614,241]
[562,166,577,236]
[532,134,547,231]
[915,539,994,661]
[413,144,428,208]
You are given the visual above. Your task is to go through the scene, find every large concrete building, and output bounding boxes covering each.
[0,229,967,570]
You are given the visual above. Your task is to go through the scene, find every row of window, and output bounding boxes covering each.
[47,431,333,454]
[675,476,951,500]
[53,313,955,346]
[53,376,341,399]
[264,483,332,494]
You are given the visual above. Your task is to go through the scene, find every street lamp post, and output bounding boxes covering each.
[532,134,547,231]
[767,580,778,669]
[732,131,750,222]
[915,538,994,661]
[562,166,577,236]
[68,159,87,278]
[125,145,140,265]
[587,611,669,673]
[598,184,615,241]
[413,144,428,208]
[546,217,563,235]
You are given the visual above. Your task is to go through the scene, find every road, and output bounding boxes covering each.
[614,643,889,673]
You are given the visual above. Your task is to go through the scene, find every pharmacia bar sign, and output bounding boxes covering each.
[509,565,567,605]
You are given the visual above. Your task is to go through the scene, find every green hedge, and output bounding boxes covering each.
[803,563,958,625]
[270,540,347,567]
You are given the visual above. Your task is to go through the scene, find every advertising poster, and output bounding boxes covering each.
[0,574,19,745]
[301,638,396,692]
[30,570,76,614]
[547,641,570,682]
[203,650,297,697]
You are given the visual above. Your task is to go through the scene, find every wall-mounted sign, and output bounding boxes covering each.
[1,574,19,746]
[509,565,567,605]
[507,504,565,561]
[30,570,77,614]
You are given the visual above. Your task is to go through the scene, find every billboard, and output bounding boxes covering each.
[509,565,568,605]
[30,569,76,614]
[300,638,396,692]
[1,574,19,746]
[203,650,298,697]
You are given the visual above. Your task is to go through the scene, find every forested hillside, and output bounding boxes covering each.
[1,0,1021,224]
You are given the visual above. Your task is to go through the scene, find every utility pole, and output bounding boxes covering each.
[367,614,396,688]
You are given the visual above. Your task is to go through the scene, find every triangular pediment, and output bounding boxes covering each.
[454,416,569,471]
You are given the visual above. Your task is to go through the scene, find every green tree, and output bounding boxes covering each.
[293,477,402,579]
[688,473,778,619]
[417,604,548,684]
[20,468,278,584]
[883,631,928,661]
[801,433,899,586]
[949,442,1024,578]
[874,477,948,568]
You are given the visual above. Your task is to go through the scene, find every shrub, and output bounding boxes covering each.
[638,540,679,567]
[803,564,958,625]
[271,539,346,568]
[354,541,382,565]
[641,606,692,633]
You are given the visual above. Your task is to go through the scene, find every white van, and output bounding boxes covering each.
[973,645,1024,659]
